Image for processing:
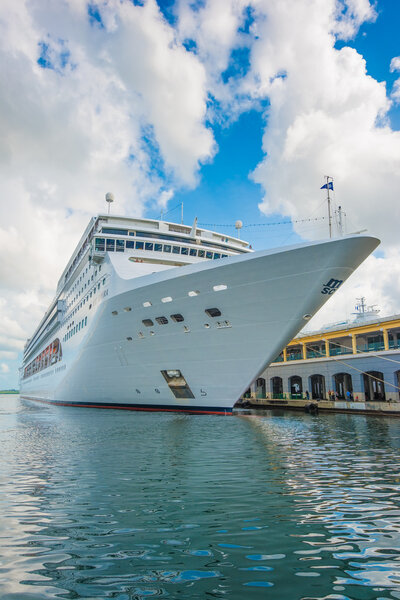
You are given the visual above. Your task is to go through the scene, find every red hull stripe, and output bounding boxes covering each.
[21,396,233,415]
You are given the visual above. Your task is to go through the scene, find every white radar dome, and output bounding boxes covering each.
[105,192,114,203]
[235,220,243,229]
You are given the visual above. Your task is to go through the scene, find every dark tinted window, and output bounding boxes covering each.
[126,240,134,248]
[155,316,168,325]
[145,242,153,251]
[170,313,184,322]
[142,319,154,327]
[206,251,213,259]
[102,228,128,235]
[181,247,189,255]
[172,246,180,254]
[164,244,171,253]
[213,253,221,259]
[135,241,144,249]
[106,239,115,251]
[205,308,221,317]
[189,248,197,256]
[154,243,162,252]
[95,238,105,251]
[116,240,125,252]
[198,250,205,258]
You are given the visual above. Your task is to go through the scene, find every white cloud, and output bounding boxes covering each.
[0,0,215,382]
[0,363,10,374]
[390,56,400,72]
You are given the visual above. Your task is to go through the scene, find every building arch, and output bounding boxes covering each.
[309,374,325,400]
[271,376,283,397]
[333,372,353,400]
[363,371,385,401]
[289,375,303,397]
[256,377,266,397]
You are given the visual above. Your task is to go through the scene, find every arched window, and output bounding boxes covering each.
[256,378,266,397]
[363,371,385,401]
[310,374,325,400]
[333,373,353,400]
[271,376,283,397]
[289,375,303,397]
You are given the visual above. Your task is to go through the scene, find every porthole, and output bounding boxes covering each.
[204,323,210,328]
[124,307,132,312]
[170,313,184,322]
[205,308,221,318]
[188,290,200,297]
[143,301,152,307]
[112,310,118,315]
[138,332,144,338]
[150,331,155,336]
[126,336,133,341]
[161,296,172,303]
[155,316,168,325]
[142,319,154,327]
[183,326,190,333]
[213,284,227,291]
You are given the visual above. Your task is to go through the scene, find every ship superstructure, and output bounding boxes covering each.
[20,212,379,413]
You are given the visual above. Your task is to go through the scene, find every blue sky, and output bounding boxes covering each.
[1,0,400,388]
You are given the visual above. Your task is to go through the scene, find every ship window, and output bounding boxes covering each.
[163,244,171,253]
[213,284,227,291]
[95,238,105,251]
[129,231,135,236]
[171,313,184,322]
[221,254,228,258]
[188,290,200,297]
[172,246,180,254]
[145,242,153,251]
[189,248,197,256]
[142,319,154,327]
[98,283,100,290]
[102,227,128,235]
[127,336,132,341]
[181,247,189,255]
[124,307,132,312]
[85,317,87,326]
[112,310,118,315]
[155,316,168,325]
[143,301,152,307]
[135,241,144,250]
[206,251,213,259]
[213,253,221,259]
[99,265,102,271]
[126,240,134,249]
[106,239,115,251]
[116,240,125,252]
[161,296,172,303]
[154,243,162,252]
[205,308,221,317]
[198,250,205,257]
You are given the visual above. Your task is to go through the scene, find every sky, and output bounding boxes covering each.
[1,0,400,388]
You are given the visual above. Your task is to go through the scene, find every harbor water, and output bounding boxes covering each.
[1,395,400,599]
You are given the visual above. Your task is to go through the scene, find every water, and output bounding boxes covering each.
[1,396,400,599]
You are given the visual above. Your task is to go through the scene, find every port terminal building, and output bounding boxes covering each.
[245,312,400,407]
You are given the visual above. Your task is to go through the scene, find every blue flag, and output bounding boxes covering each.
[321,181,334,190]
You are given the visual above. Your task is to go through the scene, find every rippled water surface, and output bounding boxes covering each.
[1,396,400,599]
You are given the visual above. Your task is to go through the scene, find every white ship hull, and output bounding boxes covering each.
[20,235,379,413]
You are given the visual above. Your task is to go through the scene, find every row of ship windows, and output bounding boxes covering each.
[69,273,105,306]
[63,317,88,341]
[66,278,107,317]
[139,308,221,327]
[69,265,102,298]
[95,238,229,260]
[110,284,228,315]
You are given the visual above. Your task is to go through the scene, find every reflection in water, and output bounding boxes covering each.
[0,397,400,599]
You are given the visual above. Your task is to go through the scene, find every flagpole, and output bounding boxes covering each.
[325,175,332,238]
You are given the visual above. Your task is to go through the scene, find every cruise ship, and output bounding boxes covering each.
[19,209,379,414]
